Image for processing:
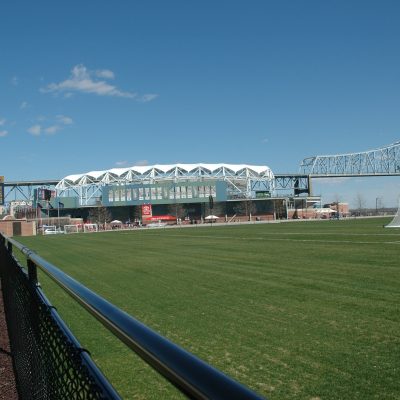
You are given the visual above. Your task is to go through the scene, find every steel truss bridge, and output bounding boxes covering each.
[300,141,400,177]
[4,141,399,205]
[3,180,59,202]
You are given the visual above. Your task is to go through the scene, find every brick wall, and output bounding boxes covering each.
[0,220,36,236]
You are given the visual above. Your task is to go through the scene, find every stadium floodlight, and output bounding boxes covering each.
[64,225,80,234]
[385,198,400,228]
[83,223,99,233]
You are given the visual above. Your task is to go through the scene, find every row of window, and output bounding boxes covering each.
[108,185,217,202]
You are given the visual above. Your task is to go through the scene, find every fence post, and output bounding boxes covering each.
[27,259,38,285]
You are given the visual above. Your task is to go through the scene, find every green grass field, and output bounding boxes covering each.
[17,218,400,399]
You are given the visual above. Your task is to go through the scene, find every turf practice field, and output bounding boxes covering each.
[17,218,400,399]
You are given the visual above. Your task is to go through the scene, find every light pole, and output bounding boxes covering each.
[375,197,380,216]
[285,198,288,220]
[57,201,60,230]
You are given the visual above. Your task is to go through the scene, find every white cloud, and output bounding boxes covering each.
[41,64,135,98]
[135,160,149,166]
[56,115,73,125]
[138,94,159,103]
[0,118,5,126]
[28,125,41,136]
[95,69,115,79]
[20,101,29,110]
[45,125,61,134]
[26,115,73,136]
[11,76,18,86]
[115,160,150,167]
[262,138,269,143]
[0,130,8,137]
[115,161,129,167]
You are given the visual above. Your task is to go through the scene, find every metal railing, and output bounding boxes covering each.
[0,235,121,400]
[0,233,265,400]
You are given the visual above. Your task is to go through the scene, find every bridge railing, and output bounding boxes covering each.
[0,233,265,400]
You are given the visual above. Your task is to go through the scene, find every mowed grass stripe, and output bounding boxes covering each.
[140,231,400,245]
[17,218,400,399]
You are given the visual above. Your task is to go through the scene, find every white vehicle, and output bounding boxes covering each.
[147,222,167,228]
[44,226,63,235]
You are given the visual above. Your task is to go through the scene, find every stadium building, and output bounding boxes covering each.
[38,163,304,223]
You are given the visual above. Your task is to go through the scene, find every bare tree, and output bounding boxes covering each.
[233,200,256,218]
[133,206,141,221]
[167,203,186,219]
[333,193,341,205]
[375,196,384,215]
[354,193,366,216]
[88,206,112,226]
[332,193,342,218]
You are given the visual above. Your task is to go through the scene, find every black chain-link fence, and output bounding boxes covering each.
[0,238,120,400]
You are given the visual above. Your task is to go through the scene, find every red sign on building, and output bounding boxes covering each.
[141,204,152,219]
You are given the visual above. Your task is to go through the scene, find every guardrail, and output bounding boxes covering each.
[0,234,121,400]
[0,233,265,400]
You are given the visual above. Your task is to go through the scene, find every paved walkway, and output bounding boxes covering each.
[0,284,18,400]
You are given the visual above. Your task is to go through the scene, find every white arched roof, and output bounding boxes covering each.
[56,163,274,188]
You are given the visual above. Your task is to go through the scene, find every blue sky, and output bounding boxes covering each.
[1,1,399,207]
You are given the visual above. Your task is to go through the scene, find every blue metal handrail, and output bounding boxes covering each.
[6,236,265,400]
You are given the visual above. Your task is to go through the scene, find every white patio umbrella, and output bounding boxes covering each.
[315,208,336,214]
